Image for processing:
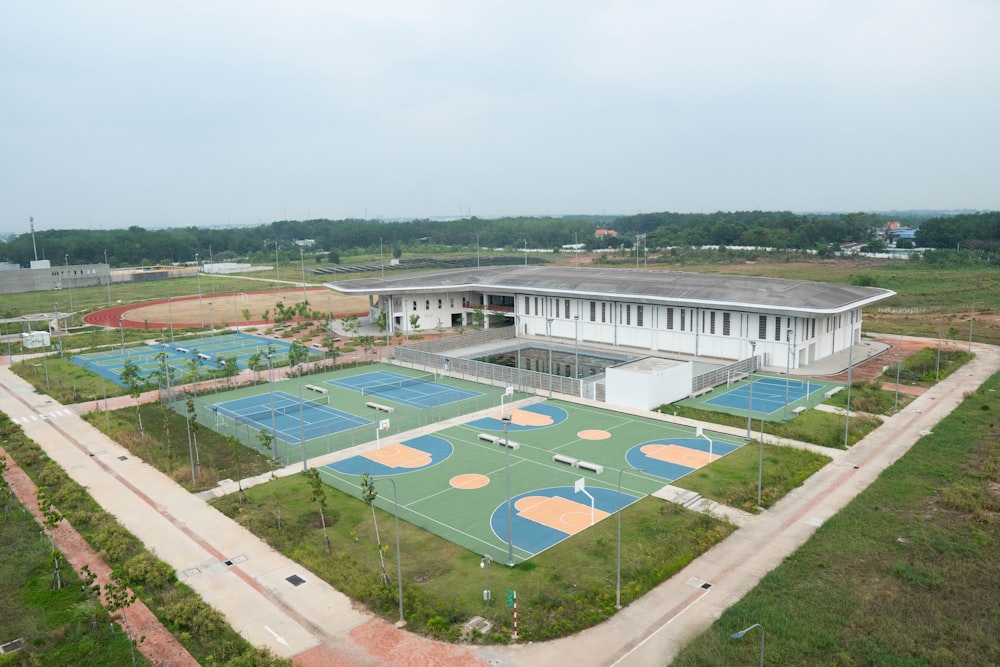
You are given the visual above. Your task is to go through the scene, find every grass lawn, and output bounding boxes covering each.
[670,371,1000,665]
[0,494,143,666]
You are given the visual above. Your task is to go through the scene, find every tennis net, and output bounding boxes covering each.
[360,373,437,396]
[212,395,330,426]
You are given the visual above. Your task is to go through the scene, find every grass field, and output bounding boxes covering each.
[670,371,1000,665]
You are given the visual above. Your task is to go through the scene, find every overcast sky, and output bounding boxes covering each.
[2,1,998,235]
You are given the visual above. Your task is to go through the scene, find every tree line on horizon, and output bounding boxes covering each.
[1,210,997,268]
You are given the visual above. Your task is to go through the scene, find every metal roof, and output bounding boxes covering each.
[324,266,895,315]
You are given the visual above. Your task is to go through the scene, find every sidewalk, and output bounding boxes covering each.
[0,340,995,666]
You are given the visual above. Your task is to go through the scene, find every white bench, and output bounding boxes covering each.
[176,347,190,354]
[478,433,499,444]
[553,454,578,466]
[197,353,212,361]
[305,384,328,395]
[366,402,394,413]
[575,460,604,474]
[496,439,520,451]
[792,406,807,415]
[824,386,845,398]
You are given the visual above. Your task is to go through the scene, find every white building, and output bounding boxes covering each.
[325,266,895,371]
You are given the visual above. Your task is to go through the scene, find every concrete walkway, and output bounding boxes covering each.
[0,337,995,666]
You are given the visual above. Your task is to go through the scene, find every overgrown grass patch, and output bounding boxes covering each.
[673,444,830,512]
[671,372,1000,665]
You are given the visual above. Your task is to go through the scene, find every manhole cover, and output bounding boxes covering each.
[286,574,306,586]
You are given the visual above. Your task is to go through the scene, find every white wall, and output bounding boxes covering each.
[606,360,692,411]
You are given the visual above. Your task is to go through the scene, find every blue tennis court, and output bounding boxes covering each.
[209,390,371,444]
[705,376,826,414]
[326,370,482,409]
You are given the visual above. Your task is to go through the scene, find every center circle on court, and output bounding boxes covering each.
[450,473,490,490]
[578,429,611,440]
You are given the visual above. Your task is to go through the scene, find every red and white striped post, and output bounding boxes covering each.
[512,590,519,640]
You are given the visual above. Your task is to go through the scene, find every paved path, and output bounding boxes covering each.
[0,336,994,666]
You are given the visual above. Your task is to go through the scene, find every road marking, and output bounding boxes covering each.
[264,625,289,646]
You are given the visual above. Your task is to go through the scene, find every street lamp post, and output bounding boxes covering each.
[300,247,308,304]
[195,253,205,328]
[574,315,580,379]
[503,414,514,567]
[746,340,756,438]
[615,466,645,609]
[167,296,174,342]
[894,334,903,413]
[479,555,491,604]
[208,302,214,337]
[731,623,765,667]
[523,239,527,265]
[376,476,404,625]
[297,365,307,471]
[64,255,74,326]
[104,249,112,306]
[784,327,793,419]
[546,318,554,398]
[232,289,239,332]
[119,316,126,356]
[843,310,855,448]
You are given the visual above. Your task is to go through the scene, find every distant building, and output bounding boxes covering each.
[595,229,618,238]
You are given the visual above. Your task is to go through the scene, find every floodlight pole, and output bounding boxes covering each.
[119,316,126,356]
[300,247,308,304]
[503,414,514,567]
[298,364,307,471]
[376,476,404,625]
[616,466,644,609]
[480,555,491,604]
[208,302,214,337]
[784,327,793,419]
[574,315,580,379]
[546,318,554,398]
[232,288,239,332]
[195,253,205,328]
[746,340,756,439]
[167,296,174,342]
[64,255,74,326]
[894,334,902,413]
[843,310,855,448]
[730,623,764,667]
[104,249,112,306]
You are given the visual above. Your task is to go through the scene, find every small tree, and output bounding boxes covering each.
[184,391,201,469]
[104,569,138,666]
[408,313,421,338]
[361,472,390,584]
[247,351,263,384]
[304,468,332,553]
[36,488,64,589]
[80,564,101,632]
[471,306,486,330]
[0,456,11,520]
[288,340,309,369]
[341,313,361,338]
[220,355,239,387]
[321,333,340,369]
[119,360,145,436]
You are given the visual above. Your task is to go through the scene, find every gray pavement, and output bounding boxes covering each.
[0,335,994,666]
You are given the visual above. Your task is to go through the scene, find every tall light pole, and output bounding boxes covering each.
[297,365,307,471]
[730,623,765,667]
[300,247,308,304]
[195,253,205,328]
[969,298,975,353]
[523,239,527,265]
[746,340,756,438]
[476,233,480,268]
[104,249,112,306]
[119,316,126,356]
[616,466,645,609]
[379,237,384,278]
[546,318,554,398]
[64,255,74,326]
[208,302,214,337]
[376,476,404,625]
[894,334,903,413]
[167,296,174,342]
[232,288,239,332]
[503,414,514,567]
[784,327,793,419]
[574,315,580,379]
[843,310,855,448]
[274,239,280,281]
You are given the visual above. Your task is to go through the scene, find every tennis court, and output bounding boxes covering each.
[73,332,321,386]
[704,375,829,415]
[209,390,371,445]
[327,370,483,408]
[319,399,745,563]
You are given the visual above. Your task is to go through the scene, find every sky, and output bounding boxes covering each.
[2,1,998,235]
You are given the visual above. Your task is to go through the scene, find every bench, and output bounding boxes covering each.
[575,460,604,474]
[496,439,520,451]
[176,347,190,354]
[305,384,328,395]
[478,433,499,444]
[552,454,579,466]
[689,387,714,398]
[824,386,845,398]
[792,406,807,415]
[366,402,394,413]
[197,353,212,361]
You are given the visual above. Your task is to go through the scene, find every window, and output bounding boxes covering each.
[590,301,596,322]
[601,303,606,323]
[564,299,570,319]
[412,301,417,311]
[758,315,767,339]
[775,316,782,341]
[811,318,816,338]
[722,312,731,336]
[637,305,644,327]
[450,298,455,308]
[534,297,539,314]
[525,296,530,314]
[710,312,716,334]
[680,309,686,331]
[437,299,442,309]
[666,307,674,330]
[626,305,631,326]
[425,300,430,310]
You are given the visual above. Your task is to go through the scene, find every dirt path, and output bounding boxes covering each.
[0,444,199,667]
